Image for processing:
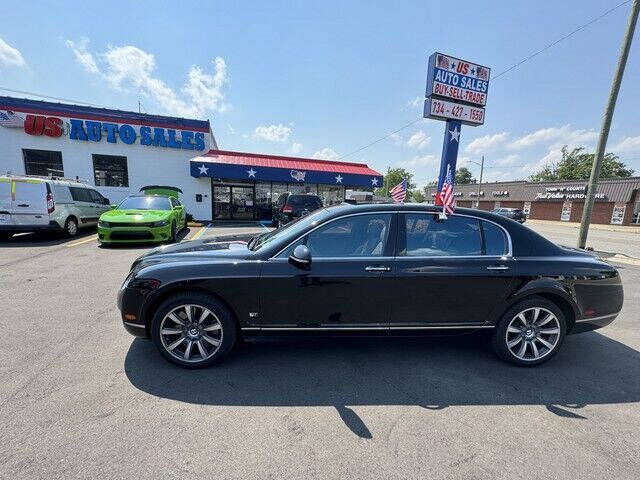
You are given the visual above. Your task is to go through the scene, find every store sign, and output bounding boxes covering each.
[535,185,606,200]
[469,191,484,197]
[425,52,491,107]
[21,114,206,150]
[523,201,531,215]
[424,97,485,126]
[492,190,509,197]
[561,202,572,221]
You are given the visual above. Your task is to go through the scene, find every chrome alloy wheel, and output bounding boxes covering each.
[505,307,561,362]
[159,304,223,363]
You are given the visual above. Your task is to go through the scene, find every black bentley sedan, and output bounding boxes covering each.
[118,203,623,368]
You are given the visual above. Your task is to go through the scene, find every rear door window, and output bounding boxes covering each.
[401,213,482,257]
[482,221,508,256]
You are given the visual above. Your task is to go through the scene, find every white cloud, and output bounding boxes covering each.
[464,132,508,155]
[407,95,423,109]
[508,125,597,150]
[66,42,228,118]
[612,136,640,153]
[254,124,292,142]
[312,147,340,160]
[65,39,99,74]
[0,37,26,68]
[406,130,431,149]
[289,142,303,154]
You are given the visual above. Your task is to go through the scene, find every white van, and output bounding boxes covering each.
[0,175,112,239]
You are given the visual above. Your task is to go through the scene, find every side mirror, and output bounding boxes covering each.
[289,244,312,270]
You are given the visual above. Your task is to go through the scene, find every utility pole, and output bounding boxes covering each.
[578,0,639,248]
[476,155,484,208]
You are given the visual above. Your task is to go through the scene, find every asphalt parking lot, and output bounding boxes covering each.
[0,222,639,479]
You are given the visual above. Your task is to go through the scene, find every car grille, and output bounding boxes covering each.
[110,231,155,240]
[110,222,156,228]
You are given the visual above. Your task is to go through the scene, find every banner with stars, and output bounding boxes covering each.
[189,160,383,188]
[435,120,461,205]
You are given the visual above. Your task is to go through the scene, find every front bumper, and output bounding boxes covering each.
[118,281,149,338]
[98,224,171,243]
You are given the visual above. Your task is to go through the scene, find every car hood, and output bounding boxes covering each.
[100,209,171,223]
[131,233,255,270]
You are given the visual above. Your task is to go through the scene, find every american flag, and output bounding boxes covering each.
[0,110,24,127]
[389,178,407,203]
[440,165,456,215]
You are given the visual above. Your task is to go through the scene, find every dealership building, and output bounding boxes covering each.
[428,178,640,226]
[0,96,382,222]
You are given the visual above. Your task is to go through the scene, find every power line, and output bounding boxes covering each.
[338,0,632,161]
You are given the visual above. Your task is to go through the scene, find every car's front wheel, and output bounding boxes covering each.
[150,293,237,368]
[492,297,566,366]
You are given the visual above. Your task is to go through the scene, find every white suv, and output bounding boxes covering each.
[0,175,112,239]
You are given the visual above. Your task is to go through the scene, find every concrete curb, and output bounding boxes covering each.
[527,219,640,234]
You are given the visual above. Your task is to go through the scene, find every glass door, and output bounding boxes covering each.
[213,186,231,219]
[231,186,255,220]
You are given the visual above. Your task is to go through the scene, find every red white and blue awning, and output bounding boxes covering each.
[190,150,383,188]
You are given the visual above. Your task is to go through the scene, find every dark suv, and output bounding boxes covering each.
[492,207,527,223]
[272,193,323,227]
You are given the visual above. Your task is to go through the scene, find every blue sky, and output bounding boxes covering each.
[1,0,639,187]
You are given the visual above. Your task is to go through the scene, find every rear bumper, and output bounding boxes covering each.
[570,311,621,334]
[98,224,171,243]
[0,221,62,233]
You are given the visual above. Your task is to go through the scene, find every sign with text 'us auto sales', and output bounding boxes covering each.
[424,52,490,126]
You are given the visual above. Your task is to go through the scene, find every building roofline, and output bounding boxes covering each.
[203,149,374,169]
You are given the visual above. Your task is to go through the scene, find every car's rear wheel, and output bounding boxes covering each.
[150,293,237,368]
[64,217,78,237]
[492,297,566,366]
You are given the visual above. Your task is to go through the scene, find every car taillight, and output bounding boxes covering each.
[282,205,293,213]
[46,193,55,213]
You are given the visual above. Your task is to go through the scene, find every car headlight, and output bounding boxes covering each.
[152,220,170,227]
[98,220,110,228]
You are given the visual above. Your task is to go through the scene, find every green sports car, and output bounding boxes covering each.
[97,187,187,244]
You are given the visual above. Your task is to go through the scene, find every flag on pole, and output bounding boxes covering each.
[440,165,456,215]
[389,178,407,203]
[0,110,24,128]
[435,119,461,207]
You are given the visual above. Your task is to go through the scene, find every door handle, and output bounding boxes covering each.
[17,204,29,207]
[365,266,391,272]
[486,265,510,271]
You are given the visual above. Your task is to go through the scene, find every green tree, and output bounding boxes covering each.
[529,146,634,181]
[410,190,425,203]
[375,167,416,201]
[455,167,475,184]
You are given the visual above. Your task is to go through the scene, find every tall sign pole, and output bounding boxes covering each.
[423,52,491,213]
[578,0,639,248]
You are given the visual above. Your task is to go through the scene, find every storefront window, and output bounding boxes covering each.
[318,185,345,206]
[272,182,288,201]
[288,183,317,195]
[93,154,129,187]
[23,149,64,177]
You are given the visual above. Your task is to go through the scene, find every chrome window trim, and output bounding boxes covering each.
[273,211,395,259]
[575,312,620,323]
[272,209,513,260]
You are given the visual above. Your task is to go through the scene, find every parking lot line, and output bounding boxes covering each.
[66,235,98,248]
[190,223,211,241]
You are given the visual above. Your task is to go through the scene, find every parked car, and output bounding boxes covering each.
[272,192,323,227]
[492,207,527,223]
[0,175,111,239]
[98,189,186,245]
[118,203,623,368]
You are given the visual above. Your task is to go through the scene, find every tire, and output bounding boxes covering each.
[492,296,566,366]
[64,217,79,237]
[150,292,237,368]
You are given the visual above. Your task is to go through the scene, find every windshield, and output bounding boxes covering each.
[250,206,343,251]
[118,196,172,211]
[287,195,322,209]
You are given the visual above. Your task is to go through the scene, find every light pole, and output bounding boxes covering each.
[465,156,485,208]
[578,0,639,248]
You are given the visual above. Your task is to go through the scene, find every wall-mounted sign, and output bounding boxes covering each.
[424,97,485,126]
[611,205,626,225]
[536,191,606,200]
[469,191,484,197]
[19,113,206,151]
[561,202,572,221]
[492,190,509,197]
[425,52,491,107]
[523,201,531,215]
